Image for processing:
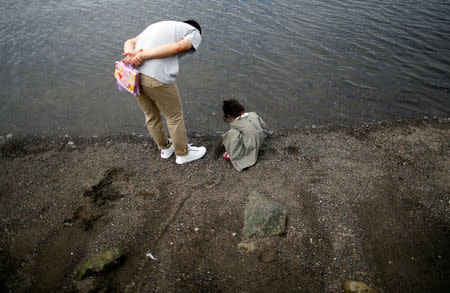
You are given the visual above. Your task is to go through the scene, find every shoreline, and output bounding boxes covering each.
[1,118,449,292]
[1,116,448,148]
[2,113,448,141]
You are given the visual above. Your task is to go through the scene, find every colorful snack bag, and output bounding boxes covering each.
[114,61,140,96]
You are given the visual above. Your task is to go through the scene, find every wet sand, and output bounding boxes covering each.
[1,118,449,292]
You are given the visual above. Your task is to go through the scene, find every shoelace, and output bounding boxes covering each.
[188,144,203,152]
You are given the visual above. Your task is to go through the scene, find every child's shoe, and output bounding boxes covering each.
[223,152,230,160]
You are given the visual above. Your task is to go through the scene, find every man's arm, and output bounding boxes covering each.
[122,38,193,66]
[123,37,139,53]
[140,38,193,59]
[122,37,144,65]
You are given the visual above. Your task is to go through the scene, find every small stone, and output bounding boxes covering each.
[259,250,276,263]
[342,280,378,293]
[237,242,255,252]
[77,248,124,280]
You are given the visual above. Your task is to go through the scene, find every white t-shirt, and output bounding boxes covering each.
[135,21,202,84]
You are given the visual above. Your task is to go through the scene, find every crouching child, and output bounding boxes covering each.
[222,99,267,171]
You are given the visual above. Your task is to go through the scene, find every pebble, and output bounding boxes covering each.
[342,280,377,293]
[237,242,255,252]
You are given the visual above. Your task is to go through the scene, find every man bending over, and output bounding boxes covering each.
[122,20,206,164]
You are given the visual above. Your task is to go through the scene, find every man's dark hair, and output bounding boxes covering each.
[223,99,245,122]
[184,19,202,34]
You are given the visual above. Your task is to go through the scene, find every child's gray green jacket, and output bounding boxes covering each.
[222,112,267,171]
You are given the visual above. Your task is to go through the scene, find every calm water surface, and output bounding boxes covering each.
[1,0,449,136]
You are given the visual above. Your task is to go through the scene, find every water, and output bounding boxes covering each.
[1,0,449,137]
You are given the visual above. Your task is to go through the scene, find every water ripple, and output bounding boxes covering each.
[1,0,449,136]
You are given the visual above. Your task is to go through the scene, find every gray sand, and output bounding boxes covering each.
[1,119,449,292]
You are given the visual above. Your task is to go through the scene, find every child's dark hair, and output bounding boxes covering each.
[184,20,202,34]
[223,99,245,122]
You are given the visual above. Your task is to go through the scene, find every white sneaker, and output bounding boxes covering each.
[175,144,206,164]
[160,139,174,159]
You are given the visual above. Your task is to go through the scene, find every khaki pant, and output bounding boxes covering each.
[136,74,188,156]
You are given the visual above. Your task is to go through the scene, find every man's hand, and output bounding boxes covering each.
[122,49,143,66]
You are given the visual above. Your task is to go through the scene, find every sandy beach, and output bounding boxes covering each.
[1,118,449,292]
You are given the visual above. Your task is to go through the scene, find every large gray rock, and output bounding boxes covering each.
[77,248,124,280]
[242,191,287,239]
